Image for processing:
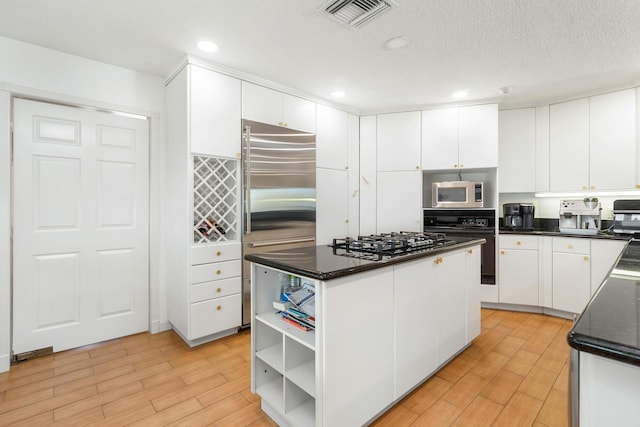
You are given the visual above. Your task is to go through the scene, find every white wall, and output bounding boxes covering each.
[0,36,169,373]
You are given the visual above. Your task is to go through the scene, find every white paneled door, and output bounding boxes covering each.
[12,99,149,356]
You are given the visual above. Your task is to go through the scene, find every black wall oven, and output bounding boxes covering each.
[423,208,496,285]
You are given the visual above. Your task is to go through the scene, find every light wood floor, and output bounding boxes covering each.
[0,309,571,426]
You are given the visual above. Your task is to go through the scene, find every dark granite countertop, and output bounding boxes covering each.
[567,239,640,366]
[244,237,486,281]
[499,229,630,240]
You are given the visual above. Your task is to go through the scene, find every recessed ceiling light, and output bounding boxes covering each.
[451,91,468,99]
[197,41,219,53]
[331,90,346,98]
[384,36,410,50]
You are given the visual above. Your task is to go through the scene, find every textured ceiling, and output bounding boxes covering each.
[1,0,640,113]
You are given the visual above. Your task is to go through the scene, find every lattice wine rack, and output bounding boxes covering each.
[193,156,239,244]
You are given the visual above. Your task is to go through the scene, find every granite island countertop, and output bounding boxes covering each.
[244,237,486,281]
[568,239,640,366]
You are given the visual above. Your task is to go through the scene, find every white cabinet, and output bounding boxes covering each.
[422,104,498,170]
[376,170,422,233]
[323,268,395,426]
[316,104,348,170]
[498,235,539,306]
[499,108,536,193]
[589,89,636,190]
[466,246,482,341]
[316,168,348,245]
[550,89,637,192]
[316,106,359,242]
[552,237,591,314]
[165,64,243,345]
[189,65,241,158]
[535,106,551,192]
[359,115,377,235]
[550,98,590,192]
[590,239,627,295]
[242,81,316,132]
[394,258,438,397]
[436,250,468,365]
[377,111,421,171]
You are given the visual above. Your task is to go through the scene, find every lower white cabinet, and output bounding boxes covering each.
[552,237,591,314]
[590,239,627,295]
[251,245,481,426]
[498,235,539,306]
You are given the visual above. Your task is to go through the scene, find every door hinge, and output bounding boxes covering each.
[11,346,53,364]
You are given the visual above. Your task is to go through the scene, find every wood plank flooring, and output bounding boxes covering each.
[0,309,572,426]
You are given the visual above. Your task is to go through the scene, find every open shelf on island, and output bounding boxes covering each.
[255,311,315,350]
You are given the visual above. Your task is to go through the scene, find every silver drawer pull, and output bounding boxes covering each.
[248,237,315,248]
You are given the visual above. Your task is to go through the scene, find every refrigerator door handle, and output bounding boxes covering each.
[243,125,251,234]
[247,237,316,248]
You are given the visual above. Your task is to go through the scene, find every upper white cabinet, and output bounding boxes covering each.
[185,64,241,158]
[359,115,377,235]
[499,108,536,193]
[316,104,348,170]
[241,81,316,132]
[422,104,498,170]
[347,114,360,237]
[377,111,421,171]
[589,89,636,190]
[550,89,637,192]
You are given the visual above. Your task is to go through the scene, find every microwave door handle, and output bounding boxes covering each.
[243,125,251,234]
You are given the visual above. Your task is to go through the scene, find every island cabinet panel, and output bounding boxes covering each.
[322,267,395,426]
[394,259,438,397]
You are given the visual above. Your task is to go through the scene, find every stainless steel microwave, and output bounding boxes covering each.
[432,181,484,208]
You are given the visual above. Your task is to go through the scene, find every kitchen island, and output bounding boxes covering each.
[246,238,484,427]
[567,238,640,426]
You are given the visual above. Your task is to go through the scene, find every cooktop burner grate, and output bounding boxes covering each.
[330,231,456,261]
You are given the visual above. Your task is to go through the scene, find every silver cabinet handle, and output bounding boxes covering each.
[248,237,315,248]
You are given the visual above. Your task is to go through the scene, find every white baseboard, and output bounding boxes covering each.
[0,353,9,373]
[150,320,172,334]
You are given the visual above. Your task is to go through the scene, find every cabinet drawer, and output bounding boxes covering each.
[499,235,538,250]
[190,260,241,284]
[190,294,241,339]
[553,237,590,254]
[191,242,241,265]
[191,277,241,303]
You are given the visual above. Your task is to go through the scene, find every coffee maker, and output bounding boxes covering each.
[503,203,535,230]
[558,198,601,235]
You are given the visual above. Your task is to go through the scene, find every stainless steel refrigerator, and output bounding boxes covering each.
[241,120,316,325]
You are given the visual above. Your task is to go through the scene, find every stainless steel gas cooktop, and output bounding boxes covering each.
[330,231,456,261]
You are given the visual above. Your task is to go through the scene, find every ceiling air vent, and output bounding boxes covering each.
[322,0,397,28]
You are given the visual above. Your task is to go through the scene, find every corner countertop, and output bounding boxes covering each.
[499,228,630,241]
[568,239,640,366]
[244,237,486,281]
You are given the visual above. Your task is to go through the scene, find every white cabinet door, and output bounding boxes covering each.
[499,108,536,193]
[189,65,241,158]
[590,239,627,295]
[282,93,316,133]
[316,168,348,245]
[394,258,438,397]
[535,106,550,192]
[376,171,422,233]
[323,267,395,426]
[421,107,459,170]
[316,104,348,170]
[377,111,421,171]
[589,89,636,191]
[347,114,360,237]
[241,81,315,132]
[466,246,482,342]
[359,115,377,235]
[241,81,282,127]
[437,250,468,365]
[458,104,498,168]
[552,252,591,314]
[499,249,539,306]
[549,98,589,191]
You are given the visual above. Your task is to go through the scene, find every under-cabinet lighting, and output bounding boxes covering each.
[535,190,640,198]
